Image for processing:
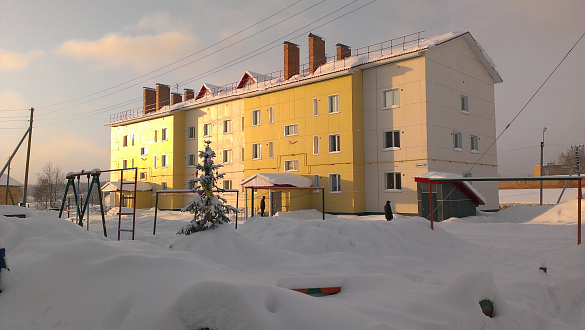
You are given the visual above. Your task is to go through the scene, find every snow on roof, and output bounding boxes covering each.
[414,171,486,205]
[241,173,313,188]
[196,83,224,100]
[101,181,153,192]
[0,174,23,187]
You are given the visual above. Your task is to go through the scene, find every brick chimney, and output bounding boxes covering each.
[156,83,170,111]
[283,41,299,80]
[336,43,351,60]
[184,89,194,101]
[308,33,325,74]
[171,92,182,105]
[143,87,156,114]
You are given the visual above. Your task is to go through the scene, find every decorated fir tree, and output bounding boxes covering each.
[178,141,238,234]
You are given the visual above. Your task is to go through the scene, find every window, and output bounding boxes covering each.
[461,95,469,113]
[329,134,340,153]
[385,172,402,190]
[284,124,298,136]
[131,134,135,146]
[268,107,274,123]
[252,110,261,126]
[470,135,479,153]
[161,182,167,191]
[187,126,195,139]
[313,98,319,116]
[122,135,128,147]
[313,136,319,155]
[161,128,168,141]
[222,149,232,163]
[140,146,148,156]
[453,131,463,151]
[203,123,212,136]
[329,174,341,193]
[383,130,400,149]
[383,89,400,109]
[241,117,245,131]
[241,147,245,162]
[284,160,299,172]
[122,159,128,169]
[161,154,168,167]
[222,119,232,134]
[188,154,196,166]
[131,159,134,168]
[140,172,147,180]
[313,175,319,187]
[223,180,232,190]
[268,142,274,158]
[252,143,261,159]
[154,130,158,142]
[188,180,196,190]
[328,94,339,113]
[153,155,157,168]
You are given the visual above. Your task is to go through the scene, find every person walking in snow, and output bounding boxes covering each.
[260,196,266,217]
[384,201,393,221]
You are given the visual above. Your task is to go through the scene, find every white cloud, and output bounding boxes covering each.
[0,49,43,71]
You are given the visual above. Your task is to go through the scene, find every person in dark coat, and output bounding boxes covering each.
[260,196,266,217]
[384,201,393,221]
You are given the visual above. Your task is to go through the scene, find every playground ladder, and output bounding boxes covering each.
[117,167,138,240]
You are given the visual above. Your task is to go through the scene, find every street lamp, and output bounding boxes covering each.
[539,127,547,205]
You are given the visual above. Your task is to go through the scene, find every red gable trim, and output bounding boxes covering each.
[415,177,485,206]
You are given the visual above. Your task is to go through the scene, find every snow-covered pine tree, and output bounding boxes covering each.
[178,140,238,234]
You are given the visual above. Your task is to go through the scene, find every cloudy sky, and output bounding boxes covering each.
[1,0,584,184]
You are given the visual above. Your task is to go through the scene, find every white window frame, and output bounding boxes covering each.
[284,124,298,136]
[252,143,261,160]
[223,180,232,190]
[313,98,319,116]
[188,180,196,190]
[140,172,147,180]
[328,94,340,114]
[131,133,135,146]
[329,174,341,193]
[153,155,157,169]
[161,182,167,191]
[313,136,319,155]
[140,146,148,156]
[161,127,168,141]
[461,94,469,114]
[383,130,400,150]
[188,154,196,166]
[222,149,232,164]
[122,159,128,169]
[187,126,195,139]
[382,88,400,109]
[453,131,463,151]
[384,172,402,191]
[222,119,232,134]
[284,159,299,172]
[161,154,168,167]
[122,135,128,147]
[329,134,340,153]
[268,141,274,159]
[268,107,274,124]
[154,130,158,142]
[203,123,212,136]
[252,109,261,126]
[470,135,479,153]
[313,175,319,187]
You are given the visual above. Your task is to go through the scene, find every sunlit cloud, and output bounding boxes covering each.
[0,49,43,71]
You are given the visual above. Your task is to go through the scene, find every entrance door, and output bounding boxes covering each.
[270,191,281,216]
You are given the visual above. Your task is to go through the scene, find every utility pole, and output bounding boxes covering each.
[539,127,546,205]
[21,107,34,207]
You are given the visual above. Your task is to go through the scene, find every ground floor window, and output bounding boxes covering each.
[329,174,341,193]
[385,172,402,190]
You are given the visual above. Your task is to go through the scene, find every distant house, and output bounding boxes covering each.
[0,174,22,206]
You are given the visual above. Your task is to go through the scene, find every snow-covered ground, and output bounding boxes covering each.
[0,198,583,329]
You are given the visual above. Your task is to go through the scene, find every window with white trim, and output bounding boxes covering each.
[268,107,274,123]
[313,175,319,187]
[187,126,195,139]
[140,146,148,156]
[222,149,232,163]
[203,123,212,136]
[268,142,274,158]
[188,154,196,166]
[470,135,479,153]
[252,110,261,126]
[222,119,232,134]
[385,172,402,190]
[329,174,341,193]
[252,143,261,159]
[161,154,168,167]
[383,89,400,109]
[122,135,128,147]
[223,180,232,190]
[329,134,340,153]
[131,133,135,146]
[328,94,339,113]
[284,124,298,136]
[313,136,319,155]
[383,130,400,149]
[122,159,128,169]
[153,155,157,168]
[161,182,167,191]
[188,180,196,190]
[284,160,299,172]
[313,98,319,116]
[140,172,147,180]
[461,95,469,113]
[241,147,245,162]
[453,131,463,151]
[161,128,168,141]
[154,130,158,142]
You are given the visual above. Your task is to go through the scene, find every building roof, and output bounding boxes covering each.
[0,174,23,187]
[414,172,486,206]
[241,173,313,188]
